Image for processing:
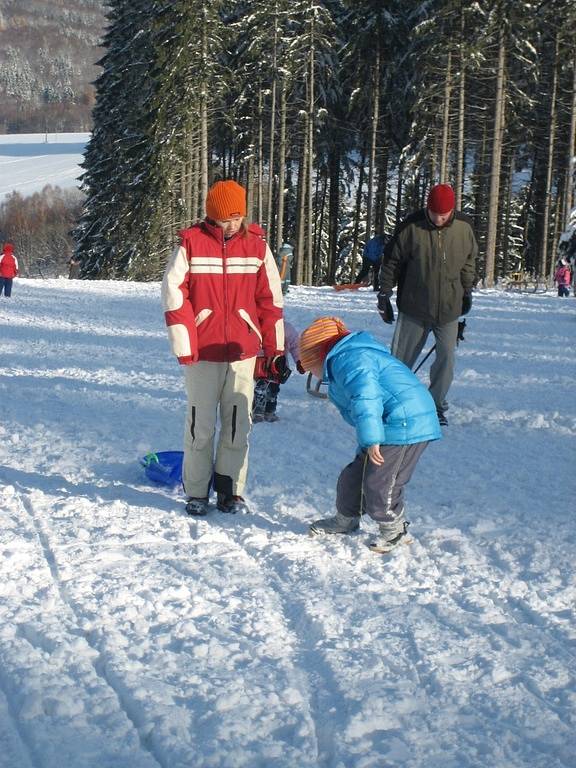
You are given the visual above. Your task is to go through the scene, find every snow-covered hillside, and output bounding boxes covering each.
[0,133,88,199]
[0,279,574,768]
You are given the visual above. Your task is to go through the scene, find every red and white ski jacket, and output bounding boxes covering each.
[0,244,18,278]
[162,220,284,364]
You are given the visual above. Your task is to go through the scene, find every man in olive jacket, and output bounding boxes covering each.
[377,184,477,425]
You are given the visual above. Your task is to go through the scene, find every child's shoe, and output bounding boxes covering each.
[309,512,360,535]
[368,521,411,553]
[436,408,448,426]
[185,497,210,516]
[217,493,250,514]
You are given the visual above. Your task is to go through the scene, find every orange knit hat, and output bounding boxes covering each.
[299,316,349,372]
[205,180,247,220]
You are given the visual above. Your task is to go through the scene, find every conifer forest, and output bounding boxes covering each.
[74,0,576,287]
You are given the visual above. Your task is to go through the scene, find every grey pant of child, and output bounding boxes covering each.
[391,312,459,410]
[182,358,255,498]
[336,443,428,530]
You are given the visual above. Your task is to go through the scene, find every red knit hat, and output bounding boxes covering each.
[299,316,350,372]
[427,184,455,214]
[3,243,14,254]
[206,180,247,220]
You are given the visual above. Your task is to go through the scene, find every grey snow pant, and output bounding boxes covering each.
[182,358,256,498]
[391,312,459,410]
[336,442,429,530]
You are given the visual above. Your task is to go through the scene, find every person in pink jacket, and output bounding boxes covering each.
[0,243,19,297]
[554,259,571,297]
[252,319,304,422]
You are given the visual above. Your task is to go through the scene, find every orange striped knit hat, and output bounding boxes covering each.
[299,316,349,372]
[206,180,247,220]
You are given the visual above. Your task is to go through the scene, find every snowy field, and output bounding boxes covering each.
[0,278,575,768]
[0,133,88,199]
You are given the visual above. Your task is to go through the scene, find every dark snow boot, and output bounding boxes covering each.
[436,408,448,426]
[185,497,210,516]
[368,521,411,553]
[309,513,360,536]
[217,493,250,514]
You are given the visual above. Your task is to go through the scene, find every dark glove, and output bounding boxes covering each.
[461,291,472,316]
[377,293,395,324]
[266,355,291,384]
[296,360,305,375]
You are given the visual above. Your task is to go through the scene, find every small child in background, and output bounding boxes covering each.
[253,319,303,422]
[554,258,571,297]
[0,243,19,298]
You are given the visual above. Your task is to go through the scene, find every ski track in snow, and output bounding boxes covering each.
[0,280,575,767]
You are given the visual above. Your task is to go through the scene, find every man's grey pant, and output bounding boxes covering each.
[336,443,428,529]
[391,312,459,409]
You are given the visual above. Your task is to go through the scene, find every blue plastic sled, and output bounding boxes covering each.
[140,451,183,486]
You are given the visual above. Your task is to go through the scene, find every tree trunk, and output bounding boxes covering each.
[266,13,278,241]
[305,17,315,286]
[191,131,200,222]
[484,26,506,287]
[295,132,307,285]
[246,150,255,221]
[327,146,340,283]
[275,79,287,252]
[366,42,381,240]
[395,157,404,228]
[563,49,576,228]
[439,50,452,183]
[199,20,209,207]
[350,147,366,281]
[314,170,328,284]
[257,88,264,225]
[542,35,559,280]
[375,144,389,234]
[456,29,466,208]
[185,130,193,225]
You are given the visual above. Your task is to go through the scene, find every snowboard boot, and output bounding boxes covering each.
[264,412,279,422]
[217,493,250,514]
[368,521,411,553]
[185,497,210,517]
[309,512,360,536]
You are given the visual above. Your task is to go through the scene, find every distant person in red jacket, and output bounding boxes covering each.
[0,243,19,297]
[554,258,571,297]
[162,180,284,516]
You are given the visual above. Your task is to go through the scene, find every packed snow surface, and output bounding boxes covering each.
[0,133,89,199]
[0,279,575,768]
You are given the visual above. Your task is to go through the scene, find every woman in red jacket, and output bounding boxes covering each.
[162,180,285,516]
[0,243,19,297]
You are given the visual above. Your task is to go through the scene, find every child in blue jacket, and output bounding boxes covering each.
[299,316,442,553]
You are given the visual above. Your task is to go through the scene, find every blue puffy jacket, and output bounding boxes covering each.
[363,235,385,264]
[324,332,442,448]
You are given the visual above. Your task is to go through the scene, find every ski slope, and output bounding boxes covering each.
[0,278,574,768]
[0,133,88,199]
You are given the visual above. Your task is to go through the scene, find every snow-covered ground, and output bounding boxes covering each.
[0,133,88,199]
[0,278,574,768]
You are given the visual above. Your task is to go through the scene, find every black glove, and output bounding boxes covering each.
[377,293,395,324]
[461,291,472,316]
[266,355,291,384]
